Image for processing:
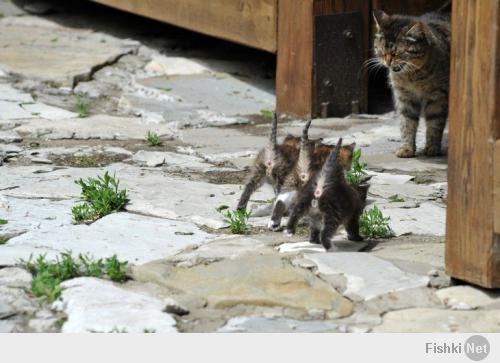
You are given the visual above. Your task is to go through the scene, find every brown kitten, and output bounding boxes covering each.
[284,138,368,250]
[373,3,451,157]
[236,114,300,211]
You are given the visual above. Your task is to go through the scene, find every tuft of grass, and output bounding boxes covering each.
[220,208,251,234]
[260,109,274,118]
[143,328,156,333]
[146,131,161,146]
[75,95,90,118]
[19,252,128,302]
[72,172,128,224]
[71,203,97,224]
[161,87,172,92]
[0,237,9,245]
[346,149,368,185]
[389,194,405,203]
[105,255,128,282]
[359,205,392,239]
[0,219,8,225]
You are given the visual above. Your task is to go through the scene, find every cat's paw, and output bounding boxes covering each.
[396,145,416,158]
[423,145,442,157]
[283,229,295,237]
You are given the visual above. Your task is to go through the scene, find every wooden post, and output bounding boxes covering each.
[445,0,500,288]
[276,0,369,118]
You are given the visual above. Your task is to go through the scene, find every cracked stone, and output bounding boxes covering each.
[436,286,500,310]
[218,316,341,333]
[0,212,213,266]
[373,308,500,332]
[0,16,139,87]
[170,235,276,267]
[304,253,429,301]
[0,267,32,289]
[131,150,211,170]
[0,130,22,143]
[132,255,353,318]
[382,202,446,236]
[0,164,273,229]
[14,115,175,140]
[277,240,367,254]
[52,277,178,333]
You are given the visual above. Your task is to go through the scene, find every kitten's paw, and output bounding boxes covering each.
[396,145,416,158]
[267,220,282,231]
[423,145,442,157]
[283,229,295,237]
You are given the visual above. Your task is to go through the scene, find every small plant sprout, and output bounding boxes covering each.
[0,237,9,245]
[389,194,405,203]
[219,207,252,234]
[19,252,128,302]
[346,148,368,185]
[146,131,161,146]
[260,109,274,118]
[75,95,90,118]
[0,219,7,225]
[359,205,393,239]
[105,255,128,282]
[72,172,128,224]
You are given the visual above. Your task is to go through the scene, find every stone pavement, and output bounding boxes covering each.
[1,0,498,333]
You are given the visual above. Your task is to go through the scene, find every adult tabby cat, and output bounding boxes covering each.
[373,2,451,158]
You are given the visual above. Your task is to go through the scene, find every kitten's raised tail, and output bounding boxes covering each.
[322,138,344,184]
[301,119,312,146]
[270,112,278,153]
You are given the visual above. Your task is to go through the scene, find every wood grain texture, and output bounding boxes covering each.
[92,0,277,52]
[495,140,500,235]
[446,0,500,288]
[276,0,370,118]
[371,0,448,16]
[276,0,314,117]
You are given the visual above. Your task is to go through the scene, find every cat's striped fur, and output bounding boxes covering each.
[373,2,451,157]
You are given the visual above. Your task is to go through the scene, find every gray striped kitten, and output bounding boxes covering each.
[373,3,451,158]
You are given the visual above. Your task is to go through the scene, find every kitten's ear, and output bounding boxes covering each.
[406,21,426,38]
[343,142,356,153]
[373,9,390,29]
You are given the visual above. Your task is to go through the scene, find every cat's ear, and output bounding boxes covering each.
[373,9,390,29]
[406,21,426,39]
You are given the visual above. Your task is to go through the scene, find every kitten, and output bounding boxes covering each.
[268,123,357,231]
[237,115,356,230]
[236,114,301,211]
[373,2,451,158]
[284,138,368,250]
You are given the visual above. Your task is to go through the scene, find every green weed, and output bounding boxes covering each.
[146,131,161,146]
[389,194,405,203]
[19,252,128,302]
[346,149,368,185]
[220,208,251,234]
[260,109,274,118]
[0,219,8,225]
[75,96,90,118]
[72,172,128,224]
[359,205,392,239]
[105,255,128,282]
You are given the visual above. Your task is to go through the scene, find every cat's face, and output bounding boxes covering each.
[373,10,429,74]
